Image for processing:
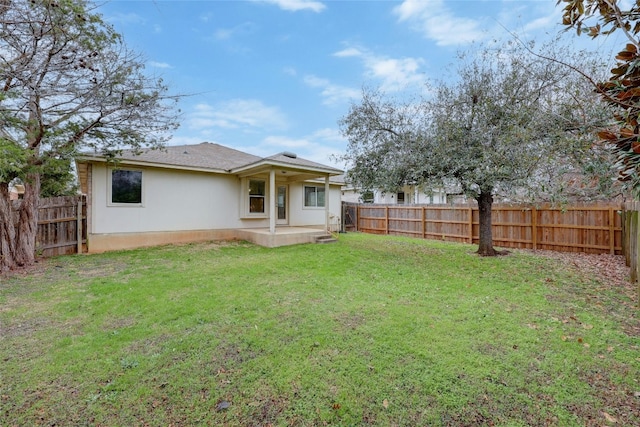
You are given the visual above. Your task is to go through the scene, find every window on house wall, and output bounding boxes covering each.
[249,179,266,213]
[111,169,142,204]
[361,190,374,203]
[304,185,325,207]
[396,192,405,204]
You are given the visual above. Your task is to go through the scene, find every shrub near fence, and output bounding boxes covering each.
[344,202,623,255]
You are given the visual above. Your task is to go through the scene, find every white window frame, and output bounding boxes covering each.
[108,168,144,207]
[241,177,269,218]
[303,185,325,209]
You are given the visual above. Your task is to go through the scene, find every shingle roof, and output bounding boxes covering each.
[110,142,262,172]
[79,142,343,175]
[236,152,343,174]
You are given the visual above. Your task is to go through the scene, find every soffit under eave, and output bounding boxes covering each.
[232,164,342,180]
[75,161,89,195]
[230,160,342,176]
[234,170,340,183]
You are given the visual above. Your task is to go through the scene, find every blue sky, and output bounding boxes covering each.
[99,0,619,169]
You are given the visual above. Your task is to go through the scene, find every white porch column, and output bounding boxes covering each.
[269,168,276,234]
[325,175,330,232]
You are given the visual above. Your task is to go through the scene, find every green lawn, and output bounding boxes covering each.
[1,233,639,426]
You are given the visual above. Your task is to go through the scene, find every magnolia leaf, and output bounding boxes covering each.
[597,131,618,140]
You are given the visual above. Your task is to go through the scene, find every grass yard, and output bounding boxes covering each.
[1,233,639,426]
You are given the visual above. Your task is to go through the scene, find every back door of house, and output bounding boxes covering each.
[277,185,288,225]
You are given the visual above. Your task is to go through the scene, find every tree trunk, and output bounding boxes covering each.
[0,174,40,271]
[0,183,18,272]
[14,173,40,267]
[476,189,497,256]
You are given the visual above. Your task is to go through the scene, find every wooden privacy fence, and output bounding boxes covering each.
[343,202,623,255]
[11,195,87,257]
[621,201,640,284]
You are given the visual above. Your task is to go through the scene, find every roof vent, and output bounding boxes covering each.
[283,151,297,159]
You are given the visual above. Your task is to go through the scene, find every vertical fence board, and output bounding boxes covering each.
[10,195,87,258]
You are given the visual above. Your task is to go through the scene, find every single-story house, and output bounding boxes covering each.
[340,181,465,205]
[9,183,24,201]
[75,142,343,252]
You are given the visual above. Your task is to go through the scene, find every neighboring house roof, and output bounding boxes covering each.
[76,142,343,178]
[9,184,24,201]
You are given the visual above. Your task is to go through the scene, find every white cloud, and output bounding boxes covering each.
[366,57,425,92]
[494,2,562,37]
[188,100,289,132]
[283,67,298,77]
[263,135,312,149]
[393,0,486,46]
[333,47,363,58]
[166,135,214,146]
[148,61,172,69]
[106,12,146,26]
[257,129,346,166]
[200,12,214,23]
[213,22,258,41]
[303,75,360,105]
[252,0,326,13]
[333,45,426,93]
[310,127,344,142]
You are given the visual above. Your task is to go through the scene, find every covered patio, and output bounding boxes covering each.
[236,226,334,248]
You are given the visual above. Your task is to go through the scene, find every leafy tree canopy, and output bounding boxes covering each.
[0,0,181,270]
[339,39,615,255]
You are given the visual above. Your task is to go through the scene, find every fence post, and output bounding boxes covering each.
[422,206,426,240]
[468,206,473,243]
[636,210,640,307]
[532,206,538,250]
[631,211,638,283]
[609,207,616,255]
[76,197,83,254]
[624,207,631,266]
[621,207,627,265]
[385,206,389,235]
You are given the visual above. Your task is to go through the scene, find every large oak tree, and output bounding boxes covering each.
[339,41,613,256]
[0,0,180,271]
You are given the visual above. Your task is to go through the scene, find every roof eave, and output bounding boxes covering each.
[75,155,229,175]
[230,159,343,176]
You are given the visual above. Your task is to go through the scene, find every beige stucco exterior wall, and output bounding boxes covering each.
[91,163,270,234]
[287,182,341,229]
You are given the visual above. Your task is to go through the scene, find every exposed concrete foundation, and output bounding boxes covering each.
[236,227,327,248]
[87,227,329,253]
[87,229,238,253]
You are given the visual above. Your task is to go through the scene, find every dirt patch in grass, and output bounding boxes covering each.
[523,250,639,337]
[571,367,640,426]
[240,395,289,426]
[333,311,367,331]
